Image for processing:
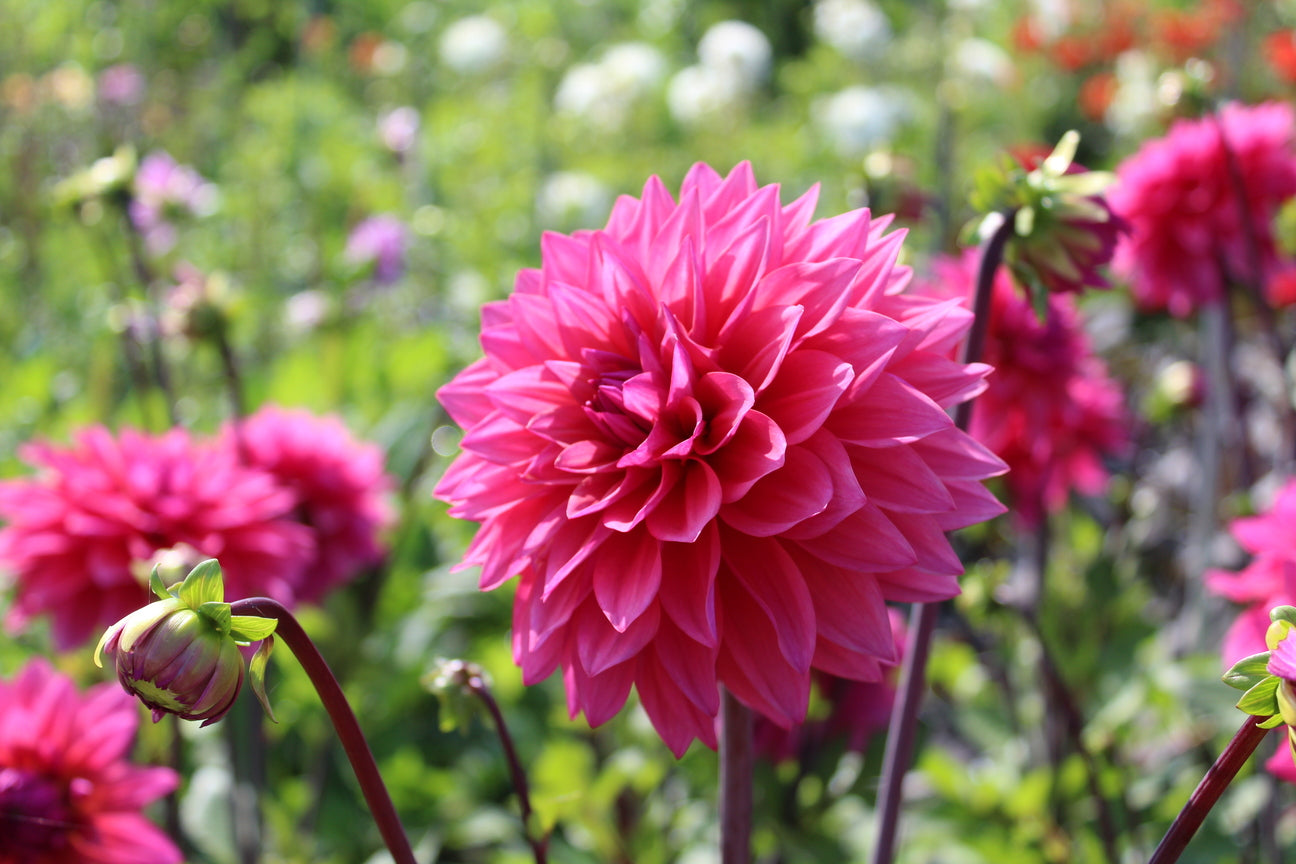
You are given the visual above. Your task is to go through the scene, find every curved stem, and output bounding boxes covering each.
[720,688,754,864]
[464,673,548,864]
[229,598,417,864]
[872,210,1014,864]
[1148,715,1269,864]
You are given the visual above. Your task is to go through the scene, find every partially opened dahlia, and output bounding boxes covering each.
[435,162,1006,755]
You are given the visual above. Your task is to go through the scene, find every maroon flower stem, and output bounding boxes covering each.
[462,672,548,864]
[872,210,1014,864]
[229,598,417,864]
[720,687,754,864]
[1148,715,1270,864]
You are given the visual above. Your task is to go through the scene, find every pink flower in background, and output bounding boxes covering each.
[435,162,1005,755]
[345,215,408,285]
[224,406,393,603]
[0,427,314,649]
[916,251,1130,526]
[96,63,144,106]
[129,151,217,256]
[754,608,906,762]
[1109,101,1296,317]
[0,659,180,864]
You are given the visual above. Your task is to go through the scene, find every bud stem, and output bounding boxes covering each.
[229,598,417,864]
[872,209,1014,864]
[1148,715,1270,864]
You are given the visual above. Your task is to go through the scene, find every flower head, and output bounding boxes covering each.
[95,558,278,726]
[1109,102,1296,317]
[345,215,408,285]
[435,162,1005,755]
[0,426,314,649]
[916,251,1130,525]
[0,658,181,863]
[223,406,393,602]
[129,151,217,256]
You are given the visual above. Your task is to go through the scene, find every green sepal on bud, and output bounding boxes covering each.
[421,658,488,734]
[95,558,278,726]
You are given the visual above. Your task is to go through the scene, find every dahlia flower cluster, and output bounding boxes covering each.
[1207,480,1296,781]
[435,161,1006,755]
[916,251,1130,526]
[1110,101,1296,317]
[0,658,181,863]
[0,405,392,650]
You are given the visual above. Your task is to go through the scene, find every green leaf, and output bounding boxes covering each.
[179,559,226,609]
[199,601,232,635]
[249,635,277,723]
[149,565,171,602]
[1237,675,1280,717]
[229,615,278,643]
[1014,205,1035,238]
[1260,714,1286,729]
[1041,130,1079,177]
[1272,606,1296,627]
[1224,652,1274,691]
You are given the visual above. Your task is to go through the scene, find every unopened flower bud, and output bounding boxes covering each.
[95,558,278,727]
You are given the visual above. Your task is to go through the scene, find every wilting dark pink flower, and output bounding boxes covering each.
[916,251,1130,526]
[0,427,313,649]
[754,608,905,762]
[435,162,1006,755]
[1109,102,1296,317]
[0,659,181,864]
[129,151,217,256]
[223,406,393,602]
[345,215,408,285]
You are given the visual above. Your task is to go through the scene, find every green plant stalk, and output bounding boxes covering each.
[1148,715,1269,864]
[229,598,417,864]
[872,209,1014,864]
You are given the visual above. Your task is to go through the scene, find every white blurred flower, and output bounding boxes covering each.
[555,42,667,131]
[814,85,909,157]
[812,0,891,62]
[536,171,612,229]
[378,106,420,154]
[1105,51,1158,137]
[697,20,771,92]
[1029,0,1071,41]
[438,15,508,74]
[952,38,1014,86]
[667,64,743,126]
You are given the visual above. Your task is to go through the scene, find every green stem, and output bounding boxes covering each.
[872,209,1013,864]
[1148,715,1269,864]
[229,598,417,864]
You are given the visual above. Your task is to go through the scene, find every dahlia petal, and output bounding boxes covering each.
[659,522,721,647]
[720,445,833,537]
[603,462,678,532]
[568,467,652,520]
[646,459,722,543]
[848,442,956,514]
[755,259,862,343]
[796,502,916,571]
[776,431,866,540]
[707,410,787,502]
[576,597,661,675]
[933,479,1008,530]
[716,304,801,393]
[887,512,964,575]
[694,371,756,454]
[812,635,887,681]
[592,528,663,631]
[797,558,895,660]
[805,307,908,385]
[875,566,962,603]
[757,349,854,445]
[486,366,580,424]
[721,534,816,671]
[638,648,719,756]
[830,372,953,445]
[565,652,637,725]
[716,582,810,727]
[459,412,540,464]
[647,619,721,714]
[703,215,775,334]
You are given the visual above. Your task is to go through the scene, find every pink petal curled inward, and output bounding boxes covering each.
[434,162,1004,754]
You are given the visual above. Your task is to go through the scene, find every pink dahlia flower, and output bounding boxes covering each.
[0,426,314,649]
[223,405,393,603]
[1109,101,1296,317]
[916,251,1130,526]
[754,607,905,762]
[0,658,181,863]
[435,162,1006,755]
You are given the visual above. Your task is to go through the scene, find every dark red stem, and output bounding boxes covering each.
[229,598,417,864]
[872,210,1013,864]
[1148,715,1270,864]
[720,688,754,864]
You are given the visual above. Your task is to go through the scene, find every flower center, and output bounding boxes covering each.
[584,369,651,447]
[0,766,77,856]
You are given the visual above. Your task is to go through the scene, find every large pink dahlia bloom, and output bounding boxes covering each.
[0,658,181,863]
[223,405,394,603]
[1109,101,1296,317]
[916,252,1130,526]
[435,162,1006,755]
[0,426,314,649]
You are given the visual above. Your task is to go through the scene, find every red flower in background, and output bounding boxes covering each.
[916,251,1130,526]
[225,405,393,603]
[0,427,314,648]
[1267,30,1296,84]
[435,162,1005,755]
[1110,102,1296,317]
[0,659,181,864]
